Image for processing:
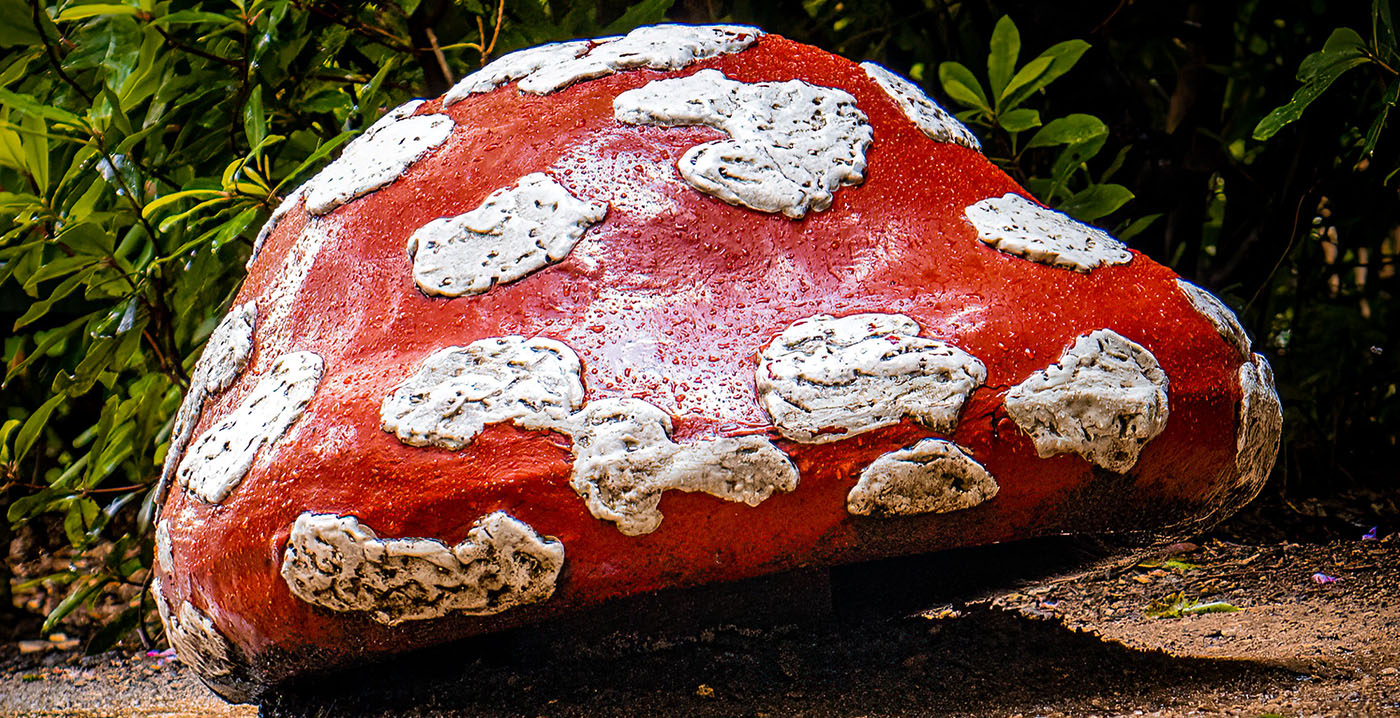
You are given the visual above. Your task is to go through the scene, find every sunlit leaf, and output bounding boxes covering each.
[988,16,1020,100]
[938,61,990,114]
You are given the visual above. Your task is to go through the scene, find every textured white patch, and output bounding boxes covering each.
[965,193,1133,272]
[519,24,760,95]
[260,223,331,346]
[847,439,998,517]
[247,183,307,269]
[406,173,607,297]
[280,511,564,626]
[304,103,453,216]
[157,302,257,504]
[1177,279,1251,358]
[154,521,173,574]
[1005,329,1169,473]
[614,69,873,219]
[755,313,986,444]
[198,305,258,396]
[443,41,593,103]
[381,337,584,449]
[177,351,324,504]
[570,398,798,536]
[860,62,980,151]
[1235,353,1283,488]
[152,581,238,679]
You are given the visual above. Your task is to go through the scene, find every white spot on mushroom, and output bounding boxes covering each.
[859,62,980,151]
[178,351,325,504]
[154,520,173,575]
[1177,279,1251,359]
[965,193,1133,273]
[755,313,987,444]
[443,40,592,103]
[1234,353,1282,492]
[157,302,257,504]
[570,398,798,536]
[280,511,564,625]
[405,173,607,297]
[303,102,453,216]
[523,24,760,95]
[1004,329,1169,473]
[847,439,998,517]
[380,337,584,449]
[152,579,239,678]
[246,183,308,270]
[614,69,873,219]
[260,223,332,345]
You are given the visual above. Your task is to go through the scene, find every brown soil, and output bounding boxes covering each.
[3,529,1398,718]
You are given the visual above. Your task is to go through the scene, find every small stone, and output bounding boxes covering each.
[18,640,49,654]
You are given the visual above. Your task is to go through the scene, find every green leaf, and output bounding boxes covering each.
[987,16,1020,100]
[0,116,24,170]
[7,487,64,523]
[1027,113,1108,148]
[141,189,225,218]
[1057,184,1134,222]
[13,267,98,329]
[998,55,1052,111]
[1002,40,1091,110]
[0,88,87,128]
[56,4,142,21]
[1254,29,1372,141]
[243,85,266,149]
[43,578,107,634]
[1362,77,1399,157]
[1306,28,1367,75]
[1252,58,1370,141]
[22,255,91,290]
[15,394,64,462]
[20,112,47,194]
[64,498,102,547]
[1378,0,1397,57]
[150,9,240,27]
[0,0,43,47]
[1116,213,1162,241]
[0,418,20,462]
[938,61,990,114]
[998,108,1041,133]
[58,221,116,256]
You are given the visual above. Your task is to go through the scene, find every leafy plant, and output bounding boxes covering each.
[1253,0,1399,173]
[936,16,1138,225]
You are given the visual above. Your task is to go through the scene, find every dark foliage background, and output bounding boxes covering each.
[1,0,1396,648]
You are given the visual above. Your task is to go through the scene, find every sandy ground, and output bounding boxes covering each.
[2,535,1397,717]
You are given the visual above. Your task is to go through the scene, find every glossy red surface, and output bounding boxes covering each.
[158,34,1247,682]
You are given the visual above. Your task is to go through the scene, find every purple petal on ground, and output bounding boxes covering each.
[1311,572,1337,584]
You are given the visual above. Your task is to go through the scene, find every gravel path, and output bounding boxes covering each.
[3,536,1396,717]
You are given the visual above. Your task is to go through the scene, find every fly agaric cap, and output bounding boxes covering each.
[153,23,1282,699]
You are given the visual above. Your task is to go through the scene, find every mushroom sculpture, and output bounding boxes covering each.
[153,24,1282,699]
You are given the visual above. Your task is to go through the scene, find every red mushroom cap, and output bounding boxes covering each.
[153,24,1281,697]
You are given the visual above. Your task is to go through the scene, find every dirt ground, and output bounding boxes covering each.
[3,519,1398,718]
